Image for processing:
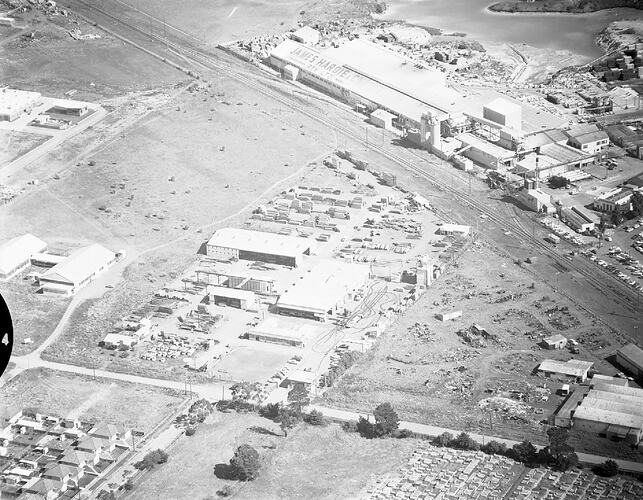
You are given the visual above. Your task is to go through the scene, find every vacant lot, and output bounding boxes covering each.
[0,10,185,99]
[0,368,186,433]
[0,130,49,167]
[133,413,416,500]
[319,240,628,449]
[1,276,71,356]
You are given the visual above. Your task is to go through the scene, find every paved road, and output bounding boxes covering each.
[308,405,643,474]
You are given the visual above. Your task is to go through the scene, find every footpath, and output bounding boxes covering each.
[308,405,643,474]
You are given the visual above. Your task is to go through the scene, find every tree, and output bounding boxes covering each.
[356,416,375,439]
[303,409,327,426]
[548,176,569,189]
[278,406,301,437]
[287,385,310,414]
[593,459,619,477]
[630,191,643,217]
[229,382,264,409]
[258,402,281,421]
[373,403,399,437]
[97,491,116,500]
[229,444,261,481]
[481,440,507,456]
[123,479,134,491]
[432,432,454,447]
[545,427,578,471]
[507,440,537,464]
[451,432,480,451]
[134,449,168,470]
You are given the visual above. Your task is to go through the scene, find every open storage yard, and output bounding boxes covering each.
[0,368,186,433]
[318,239,636,456]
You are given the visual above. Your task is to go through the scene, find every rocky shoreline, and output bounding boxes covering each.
[596,19,643,52]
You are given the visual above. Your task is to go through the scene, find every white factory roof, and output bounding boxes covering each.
[371,108,396,121]
[592,381,643,397]
[585,390,643,406]
[277,260,370,314]
[458,133,516,160]
[617,343,643,370]
[207,228,311,258]
[291,26,320,44]
[439,223,470,235]
[0,234,47,276]
[484,97,522,117]
[103,333,136,346]
[580,397,643,417]
[271,39,450,123]
[40,244,115,286]
[573,405,643,430]
[538,359,593,377]
[590,374,629,387]
[248,316,323,342]
[209,286,255,301]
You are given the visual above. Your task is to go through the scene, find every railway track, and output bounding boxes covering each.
[64,0,641,318]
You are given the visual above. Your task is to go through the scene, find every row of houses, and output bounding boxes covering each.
[0,410,134,499]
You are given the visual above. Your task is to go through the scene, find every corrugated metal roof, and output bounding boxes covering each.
[207,228,311,259]
[570,130,609,145]
[617,343,643,370]
[540,142,589,163]
[0,234,47,275]
[41,244,115,286]
[538,359,593,377]
[573,405,643,429]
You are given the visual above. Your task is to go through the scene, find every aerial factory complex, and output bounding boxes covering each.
[1,0,643,499]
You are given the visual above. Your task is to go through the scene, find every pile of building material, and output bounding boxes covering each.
[456,324,499,348]
[68,28,101,40]
[478,397,532,422]
[408,322,434,342]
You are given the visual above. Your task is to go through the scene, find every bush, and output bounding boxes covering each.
[259,403,281,421]
[134,449,168,470]
[123,479,134,491]
[341,420,358,433]
[481,440,507,456]
[185,427,196,436]
[229,444,261,481]
[356,416,375,439]
[216,485,233,497]
[432,432,454,447]
[593,459,619,477]
[373,403,399,437]
[97,491,116,500]
[303,409,327,426]
[392,428,415,439]
[451,432,480,451]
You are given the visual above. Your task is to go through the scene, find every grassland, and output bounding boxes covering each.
[0,368,186,433]
[132,413,417,500]
[2,277,71,356]
[0,130,49,168]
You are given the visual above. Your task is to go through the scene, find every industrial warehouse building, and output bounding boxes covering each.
[572,382,643,445]
[195,267,275,294]
[537,359,593,383]
[206,228,311,267]
[0,88,41,121]
[277,260,370,321]
[207,286,256,310]
[246,316,324,347]
[0,234,47,280]
[38,244,116,295]
[616,343,643,380]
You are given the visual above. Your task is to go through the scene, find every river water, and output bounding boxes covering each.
[378,1,643,58]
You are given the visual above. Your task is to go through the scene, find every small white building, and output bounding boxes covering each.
[514,188,553,214]
[567,130,610,155]
[38,243,116,295]
[0,234,47,281]
[542,334,567,350]
[537,359,593,383]
[0,88,42,121]
[370,109,396,130]
[290,26,320,46]
[208,286,257,310]
[437,224,470,237]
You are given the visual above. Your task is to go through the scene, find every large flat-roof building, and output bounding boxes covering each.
[246,316,324,348]
[616,343,643,379]
[571,382,643,445]
[483,98,522,131]
[207,286,257,310]
[0,234,47,281]
[38,244,116,295]
[593,187,634,213]
[206,228,311,267]
[277,260,370,321]
[0,88,41,121]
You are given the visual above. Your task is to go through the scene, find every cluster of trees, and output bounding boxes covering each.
[548,176,570,189]
[320,351,362,388]
[258,385,327,437]
[134,449,169,470]
[228,444,261,481]
[431,428,580,471]
[593,459,619,477]
[340,403,404,439]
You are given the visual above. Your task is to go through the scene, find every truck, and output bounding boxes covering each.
[547,234,561,245]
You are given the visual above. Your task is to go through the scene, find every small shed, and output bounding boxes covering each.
[370,109,396,130]
[542,334,567,350]
[291,26,320,46]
